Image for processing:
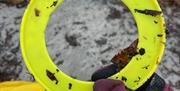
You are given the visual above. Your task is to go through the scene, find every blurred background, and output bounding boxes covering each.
[0,0,179,91]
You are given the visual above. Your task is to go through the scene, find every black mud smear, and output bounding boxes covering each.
[46,69,59,84]
[134,9,162,17]
[50,0,58,7]
[34,8,40,17]
[139,48,145,55]
[121,76,127,82]
[69,83,72,89]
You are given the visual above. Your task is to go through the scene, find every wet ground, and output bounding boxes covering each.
[0,0,179,90]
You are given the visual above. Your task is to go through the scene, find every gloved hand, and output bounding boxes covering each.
[91,64,119,81]
[92,64,174,91]
[92,64,127,91]
[93,79,127,91]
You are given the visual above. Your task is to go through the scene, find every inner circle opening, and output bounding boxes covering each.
[45,0,138,81]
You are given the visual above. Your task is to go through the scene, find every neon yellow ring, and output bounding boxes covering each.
[20,0,165,90]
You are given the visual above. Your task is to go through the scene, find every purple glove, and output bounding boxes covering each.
[94,79,127,91]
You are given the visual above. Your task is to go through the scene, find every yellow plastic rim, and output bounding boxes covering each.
[20,0,165,90]
[0,81,44,91]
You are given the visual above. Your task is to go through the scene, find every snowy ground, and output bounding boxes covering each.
[0,0,179,90]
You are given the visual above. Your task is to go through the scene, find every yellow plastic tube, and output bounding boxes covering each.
[20,0,165,90]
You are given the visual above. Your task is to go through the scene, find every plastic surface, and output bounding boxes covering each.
[20,0,165,90]
[0,81,44,91]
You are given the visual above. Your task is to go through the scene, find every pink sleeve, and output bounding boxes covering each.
[163,84,174,91]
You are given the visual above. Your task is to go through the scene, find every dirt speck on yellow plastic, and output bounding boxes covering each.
[20,0,165,90]
[0,81,44,91]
